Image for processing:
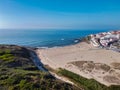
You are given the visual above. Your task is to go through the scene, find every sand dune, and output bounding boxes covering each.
[37,42,120,86]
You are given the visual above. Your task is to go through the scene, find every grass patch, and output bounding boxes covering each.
[58,68,120,90]
[0,49,14,61]
[0,49,11,55]
[0,54,15,61]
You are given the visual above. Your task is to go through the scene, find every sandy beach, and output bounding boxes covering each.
[37,42,120,86]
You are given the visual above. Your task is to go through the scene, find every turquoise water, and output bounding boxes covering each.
[0,29,109,47]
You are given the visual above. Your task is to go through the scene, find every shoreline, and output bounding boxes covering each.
[36,42,120,86]
[36,38,81,49]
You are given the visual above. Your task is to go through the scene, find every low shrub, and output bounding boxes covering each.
[58,68,120,90]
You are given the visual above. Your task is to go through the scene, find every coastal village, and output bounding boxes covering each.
[90,30,120,52]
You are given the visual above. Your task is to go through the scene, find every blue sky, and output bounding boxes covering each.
[0,0,120,29]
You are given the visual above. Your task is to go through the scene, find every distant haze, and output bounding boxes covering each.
[0,0,120,30]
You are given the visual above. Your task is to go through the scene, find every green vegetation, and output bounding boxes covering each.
[0,49,14,61]
[0,54,15,61]
[0,45,79,90]
[58,68,120,90]
[0,49,11,54]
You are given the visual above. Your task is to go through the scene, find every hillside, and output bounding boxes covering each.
[0,45,79,90]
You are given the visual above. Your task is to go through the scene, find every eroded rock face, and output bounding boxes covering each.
[66,61,120,86]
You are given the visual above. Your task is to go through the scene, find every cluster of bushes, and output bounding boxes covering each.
[0,68,79,90]
[58,68,120,90]
[0,45,79,90]
[0,49,15,61]
[0,54,15,61]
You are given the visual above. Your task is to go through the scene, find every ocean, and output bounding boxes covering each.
[0,29,109,48]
